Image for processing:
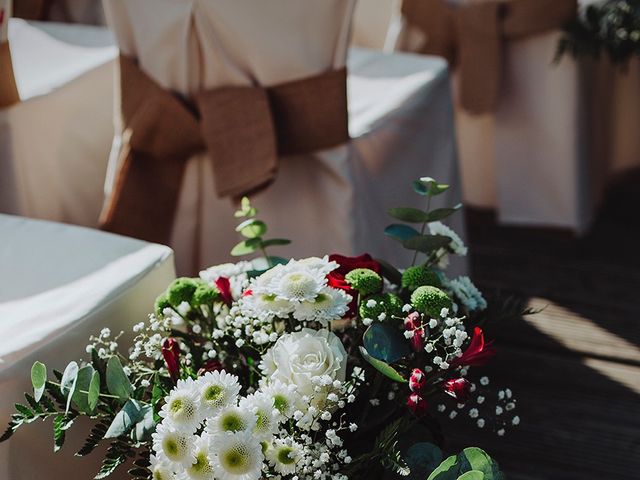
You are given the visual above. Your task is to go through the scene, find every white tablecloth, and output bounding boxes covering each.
[0,214,175,480]
[1,18,467,276]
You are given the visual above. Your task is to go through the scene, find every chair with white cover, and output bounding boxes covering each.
[101,0,468,276]
[0,7,116,227]
[0,214,175,480]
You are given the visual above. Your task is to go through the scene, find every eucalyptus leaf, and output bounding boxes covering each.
[417,177,450,196]
[230,238,262,256]
[88,370,101,411]
[104,400,150,439]
[387,207,429,223]
[405,443,443,480]
[60,362,79,414]
[106,356,133,400]
[30,361,46,402]
[71,365,96,414]
[427,454,459,480]
[426,204,463,222]
[363,323,410,363]
[359,347,406,383]
[402,234,451,254]
[235,219,267,239]
[384,224,420,242]
[133,404,156,442]
[458,472,485,480]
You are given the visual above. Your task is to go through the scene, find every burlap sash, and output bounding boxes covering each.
[400,0,577,114]
[100,55,349,245]
[0,41,19,108]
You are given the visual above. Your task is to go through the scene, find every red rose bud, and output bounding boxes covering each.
[407,393,428,417]
[215,277,233,306]
[410,327,426,352]
[443,378,472,402]
[409,368,427,393]
[453,327,496,367]
[197,360,223,377]
[162,338,181,383]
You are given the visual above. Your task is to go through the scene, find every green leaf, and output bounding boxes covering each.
[458,472,485,480]
[405,443,444,480]
[426,204,463,222]
[60,362,79,414]
[14,404,34,419]
[363,323,410,363]
[402,234,451,254]
[88,371,101,411]
[106,356,133,400]
[71,365,96,414]
[76,421,109,456]
[236,219,267,238]
[132,404,156,443]
[388,207,429,223]
[260,238,292,248]
[384,224,420,242]
[234,197,257,218]
[53,414,74,452]
[375,258,403,287]
[427,454,460,480]
[415,177,450,196]
[458,448,502,480]
[230,238,262,256]
[95,441,131,479]
[359,347,406,383]
[31,362,47,402]
[104,400,150,439]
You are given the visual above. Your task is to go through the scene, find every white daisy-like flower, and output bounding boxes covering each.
[211,430,264,480]
[292,287,351,325]
[259,380,300,417]
[239,392,281,441]
[149,454,178,480]
[159,380,201,432]
[152,422,196,466]
[206,405,256,438]
[260,261,328,303]
[199,262,253,299]
[266,438,303,475]
[296,256,339,277]
[185,434,216,480]
[196,370,241,416]
[239,292,293,321]
[446,276,487,311]
[429,221,468,256]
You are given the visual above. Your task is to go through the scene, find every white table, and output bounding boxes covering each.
[0,214,175,480]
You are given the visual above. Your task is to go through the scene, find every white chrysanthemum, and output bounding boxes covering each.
[185,434,216,480]
[292,286,351,325]
[266,438,303,475]
[239,292,293,320]
[150,454,178,480]
[152,423,196,466]
[296,256,339,277]
[447,276,487,311]
[211,430,264,480]
[239,392,281,441]
[259,260,328,303]
[199,262,253,299]
[159,380,201,432]
[196,370,241,416]
[259,380,299,417]
[206,405,256,438]
[429,221,468,256]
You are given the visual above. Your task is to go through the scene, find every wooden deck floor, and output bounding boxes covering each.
[445,178,640,478]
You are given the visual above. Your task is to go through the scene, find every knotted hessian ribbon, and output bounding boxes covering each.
[400,0,577,114]
[100,55,349,245]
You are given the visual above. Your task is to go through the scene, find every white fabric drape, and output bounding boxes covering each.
[0,215,175,480]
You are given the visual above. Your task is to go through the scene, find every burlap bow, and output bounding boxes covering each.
[400,0,577,114]
[100,55,349,245]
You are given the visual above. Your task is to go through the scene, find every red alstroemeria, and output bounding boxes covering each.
[215,277,233,307]
[409,368,427,393]
[162,338,181,383]
[406,393,428,417]
[453,327,496,367]
[197,360,223,377]
[327,254,381,317]
[443,378,472,403]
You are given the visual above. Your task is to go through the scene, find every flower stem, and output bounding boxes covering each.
[411,194,432,266]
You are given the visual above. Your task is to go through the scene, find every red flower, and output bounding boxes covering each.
[443,378,472,402]
[162,338,181,383]
[409,368,427,393]
[453,327,496,367]
[404,312,425,352]
[407,393,428,417]
[215,277,233,307]
[197,360,223,377]
[327,254,381,317]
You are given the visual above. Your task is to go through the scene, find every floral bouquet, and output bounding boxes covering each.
[1,178,517,480]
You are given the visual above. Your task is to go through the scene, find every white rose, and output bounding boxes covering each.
[260,329,347,398]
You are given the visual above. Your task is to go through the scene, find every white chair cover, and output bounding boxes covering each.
[0,19,116,226]
[0,214,175,480]
[103,0,468,275]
